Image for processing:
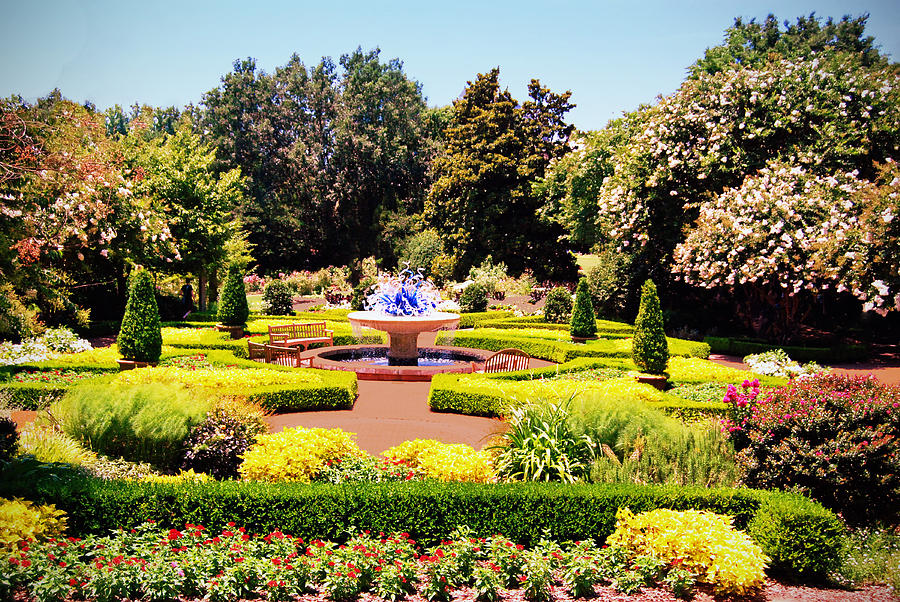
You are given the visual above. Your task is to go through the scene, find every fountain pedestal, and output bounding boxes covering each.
[347,311,461,367]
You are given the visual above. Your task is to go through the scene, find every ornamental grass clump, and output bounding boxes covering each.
[606,507,768,596]
[52,383,210,469]
[217,262,250,326]
[239,426,362,482]
[116,269,162,363]
[724,373,900,524]
[570,277,597,339]
[631,279,668,374]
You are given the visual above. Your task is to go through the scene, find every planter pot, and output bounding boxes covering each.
[570,335,598,344]
[634,374,668,391]
[216,324,244,339]
[117,359,158,371]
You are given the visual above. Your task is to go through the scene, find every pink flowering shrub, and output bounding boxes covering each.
[723,373,900,524]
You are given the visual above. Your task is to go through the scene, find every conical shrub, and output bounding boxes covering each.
[217,263,250,326]
[632,279,669,374]
[570,277,597,338]
[116,269,162,362]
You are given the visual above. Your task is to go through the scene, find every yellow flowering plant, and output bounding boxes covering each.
[382,439,494,483]
[239,427,362,483]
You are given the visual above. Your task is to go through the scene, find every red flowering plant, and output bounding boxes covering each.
[725,373,900,524]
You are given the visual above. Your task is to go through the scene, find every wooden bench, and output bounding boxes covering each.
[247,340,314,368]
[475,348,531,373]
[268,322,333,351]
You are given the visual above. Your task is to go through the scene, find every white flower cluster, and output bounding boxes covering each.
[744,349,826,379]
[0,327,92,366]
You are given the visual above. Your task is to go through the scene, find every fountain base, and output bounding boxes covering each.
[308,345,487,381]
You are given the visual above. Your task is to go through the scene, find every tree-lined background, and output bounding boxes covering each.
[1,15,898,344]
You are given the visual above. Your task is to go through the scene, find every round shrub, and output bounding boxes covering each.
[239,426,362,483]
[181,399,268,480]
[116,269,162,362]
[607,508,768,596]
[725,373,900,525]
[430,254,455,287]
[382,439,494,483]
[217,263,250,326]
[542,286,573,323]
[570,277,597,339]
[262,280,294,315]
[631,279,668,374]
[351,276,377,311]
[459,282,488,313]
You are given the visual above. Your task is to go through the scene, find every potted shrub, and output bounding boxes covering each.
[116,268,163,370]
[570,277,597,342]
[216,263,250,338]
[631,279,669,389]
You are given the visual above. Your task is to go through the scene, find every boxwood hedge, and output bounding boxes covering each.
[704,337,868,363]
[9,479,842,579]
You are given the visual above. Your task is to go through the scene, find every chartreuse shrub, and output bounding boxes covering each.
[116,269,162,362]
[239,427,363,483]
[0,497,67,550]
[542,286,572,323]
[631,279,668,374]
[607,507,767,596]
[725,373,900,525]
[51,383,210,469]
[569,277,597,339]
[217,262,250,326]
[382,439,494,483]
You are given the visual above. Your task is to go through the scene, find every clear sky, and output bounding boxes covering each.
[1,0,898,131]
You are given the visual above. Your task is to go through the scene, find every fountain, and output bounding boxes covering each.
[308,268,486,380]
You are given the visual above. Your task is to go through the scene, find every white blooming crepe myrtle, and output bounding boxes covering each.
[594,53,899,268]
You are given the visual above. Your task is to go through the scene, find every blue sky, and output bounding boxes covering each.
[1,0,898,131]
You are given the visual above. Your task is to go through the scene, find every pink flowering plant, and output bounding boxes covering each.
[723,373,900,524]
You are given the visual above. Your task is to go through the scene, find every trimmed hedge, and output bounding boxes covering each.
[9,479,842,580]
[456,310,516,329]
[0,381,68,410]
[704,337,868,363]
[437,329,709,363]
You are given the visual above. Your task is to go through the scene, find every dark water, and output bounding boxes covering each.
[318,347,482,367]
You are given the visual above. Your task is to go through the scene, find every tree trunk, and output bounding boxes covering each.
[208,267,219,304]
[198,269,208,312]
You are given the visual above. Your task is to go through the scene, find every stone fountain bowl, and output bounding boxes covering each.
[347,310,460,333]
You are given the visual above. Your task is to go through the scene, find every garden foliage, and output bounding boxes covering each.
[382,439,493,483]
[217,263,250,326]
[0,498,67,550]
[116,269,163,362]
[724,373,900,524]
[542,286,572,323]
[458,283,488,313]
[570,277,597,338]
[632,280,668,374]
[607,508,767,595]
[181,398,269,480]
[239,427,363,483]
[262,279,294,315]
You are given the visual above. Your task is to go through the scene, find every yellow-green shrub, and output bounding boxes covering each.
[239,427,362,483]
[0,498,67,549]
[140,469,213,484]
[667,357,785,386]
[117,365,323,390]
[382,439,494,483]
[606,507,768,595]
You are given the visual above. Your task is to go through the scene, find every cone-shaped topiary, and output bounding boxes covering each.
[217,263,250,326]
[632,279,669,374]
[570,277,597,339]
[117,269,163,362]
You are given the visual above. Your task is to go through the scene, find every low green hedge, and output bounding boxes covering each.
[704,337,869,363]
[437,329,710,363]
[12,479,842,579]
[457,310,516,328]
[0,381,68,410]
[476,316,634,339]
[245,371,357,412]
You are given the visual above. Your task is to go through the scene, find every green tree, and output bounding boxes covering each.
[217,263,250,326]
[116,269,162,362]
[132,124,244,310]
[423,69,577,280]
[543,286,573,323]
[570,278,597,339]
[632,280,669,375]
